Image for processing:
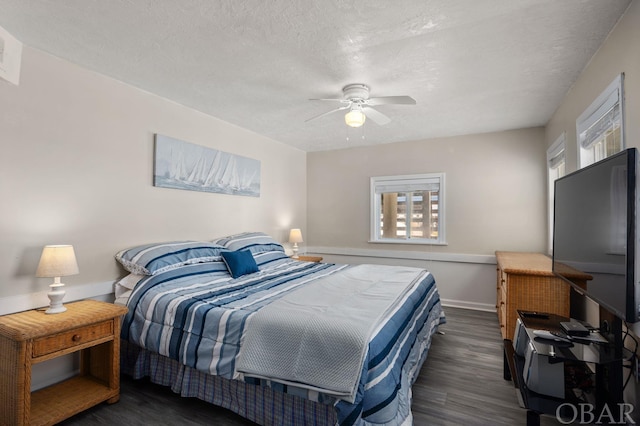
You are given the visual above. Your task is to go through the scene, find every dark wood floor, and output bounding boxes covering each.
[60,307,562,425]
[411,307,561,426]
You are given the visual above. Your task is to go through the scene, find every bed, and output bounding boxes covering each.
[115,232,445,425]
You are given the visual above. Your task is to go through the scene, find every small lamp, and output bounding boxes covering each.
[36,245,79,314]
[289,229,303,258]
[345,108,366,128]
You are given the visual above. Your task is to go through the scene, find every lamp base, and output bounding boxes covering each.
[46,283,67,314]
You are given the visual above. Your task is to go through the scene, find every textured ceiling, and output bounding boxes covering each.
[0,0,632,151]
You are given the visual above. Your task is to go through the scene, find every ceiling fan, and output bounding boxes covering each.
[305,84,416,128]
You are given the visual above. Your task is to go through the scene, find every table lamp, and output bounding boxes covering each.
[289,228,303,258]
[36,245,79,314]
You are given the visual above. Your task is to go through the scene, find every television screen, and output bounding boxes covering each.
[552,148,639,323]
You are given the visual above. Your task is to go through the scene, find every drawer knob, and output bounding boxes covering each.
[72,334,82,342]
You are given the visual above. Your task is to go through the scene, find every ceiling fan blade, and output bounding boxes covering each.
[367,96,416,106]
[305,105,350,122]
[363,106,391,125]
[309,98,349,103]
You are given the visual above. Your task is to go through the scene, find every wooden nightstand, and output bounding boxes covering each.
[0,300,128,426]
[293,255,323,263]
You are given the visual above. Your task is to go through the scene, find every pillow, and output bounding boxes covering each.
[213,232,285,255]
[115,241,227,275]
[115,273,146,290]
[113,273,147,309]
[252,250,290,267]
[221,250,259,278]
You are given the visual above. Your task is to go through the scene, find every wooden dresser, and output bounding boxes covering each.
[495,251,576,340]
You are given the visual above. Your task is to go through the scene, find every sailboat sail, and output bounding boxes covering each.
[169,146,187,181]
[187,152,208,184]
[204,151,222,187]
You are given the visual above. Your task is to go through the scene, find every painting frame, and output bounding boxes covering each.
[154,134,261,197]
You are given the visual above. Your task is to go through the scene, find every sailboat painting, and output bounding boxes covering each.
[154,134,260,197]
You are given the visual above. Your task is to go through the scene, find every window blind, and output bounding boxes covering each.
[548,148,565,169]
[579,103,620,149]
[374,179,439,194]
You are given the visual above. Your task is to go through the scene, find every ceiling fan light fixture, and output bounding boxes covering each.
[345,109,366,127]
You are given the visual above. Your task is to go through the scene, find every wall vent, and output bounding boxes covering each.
[0,25,22,85]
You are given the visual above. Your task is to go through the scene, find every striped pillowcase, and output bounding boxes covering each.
[212,232,285,255]
[253,250,289,267]
[115,241,227,275]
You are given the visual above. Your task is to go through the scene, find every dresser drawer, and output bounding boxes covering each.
[33,320,114,357]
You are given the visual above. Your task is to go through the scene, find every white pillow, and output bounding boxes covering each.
[116,273,146,290]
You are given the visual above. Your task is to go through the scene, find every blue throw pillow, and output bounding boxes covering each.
[221,250,259,278]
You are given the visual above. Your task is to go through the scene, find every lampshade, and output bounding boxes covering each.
[36,245,79,278]
[289,229,303,258]
[289,228,303,244]
[345,109,366,127]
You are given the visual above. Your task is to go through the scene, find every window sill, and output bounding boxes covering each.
[368,239,448,246]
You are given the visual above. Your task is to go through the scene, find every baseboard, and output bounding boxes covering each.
[0,280,115,315]
[305,246,495,264]
[440,298,496,313]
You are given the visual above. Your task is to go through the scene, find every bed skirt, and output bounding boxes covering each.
[120,305,444,426]
[121,339,337,425]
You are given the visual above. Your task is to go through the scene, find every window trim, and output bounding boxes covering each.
[547,132,566,254]
[369,173,446,245]
[577,73,624,168]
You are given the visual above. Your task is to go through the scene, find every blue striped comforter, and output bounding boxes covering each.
[121,252,444,425]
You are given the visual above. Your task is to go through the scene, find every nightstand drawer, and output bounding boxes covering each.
[33,320,114,357]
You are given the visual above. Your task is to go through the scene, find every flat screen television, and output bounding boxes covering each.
[552,148,640,323]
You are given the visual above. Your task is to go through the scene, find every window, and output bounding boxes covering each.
[577,74,624,168]
[370,173,445,244]
[547,133,566,254]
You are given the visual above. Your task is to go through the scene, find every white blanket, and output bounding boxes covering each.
[235,264,424,402]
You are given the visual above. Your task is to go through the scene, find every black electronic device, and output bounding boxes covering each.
[532,329,573,343]
[560,321,589,337]
[553,148,640,323]
[520,311,549,319]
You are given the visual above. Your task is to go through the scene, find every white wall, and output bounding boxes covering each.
[545,1,639,413]
[0,46,306,312]
[307,127,547,309]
